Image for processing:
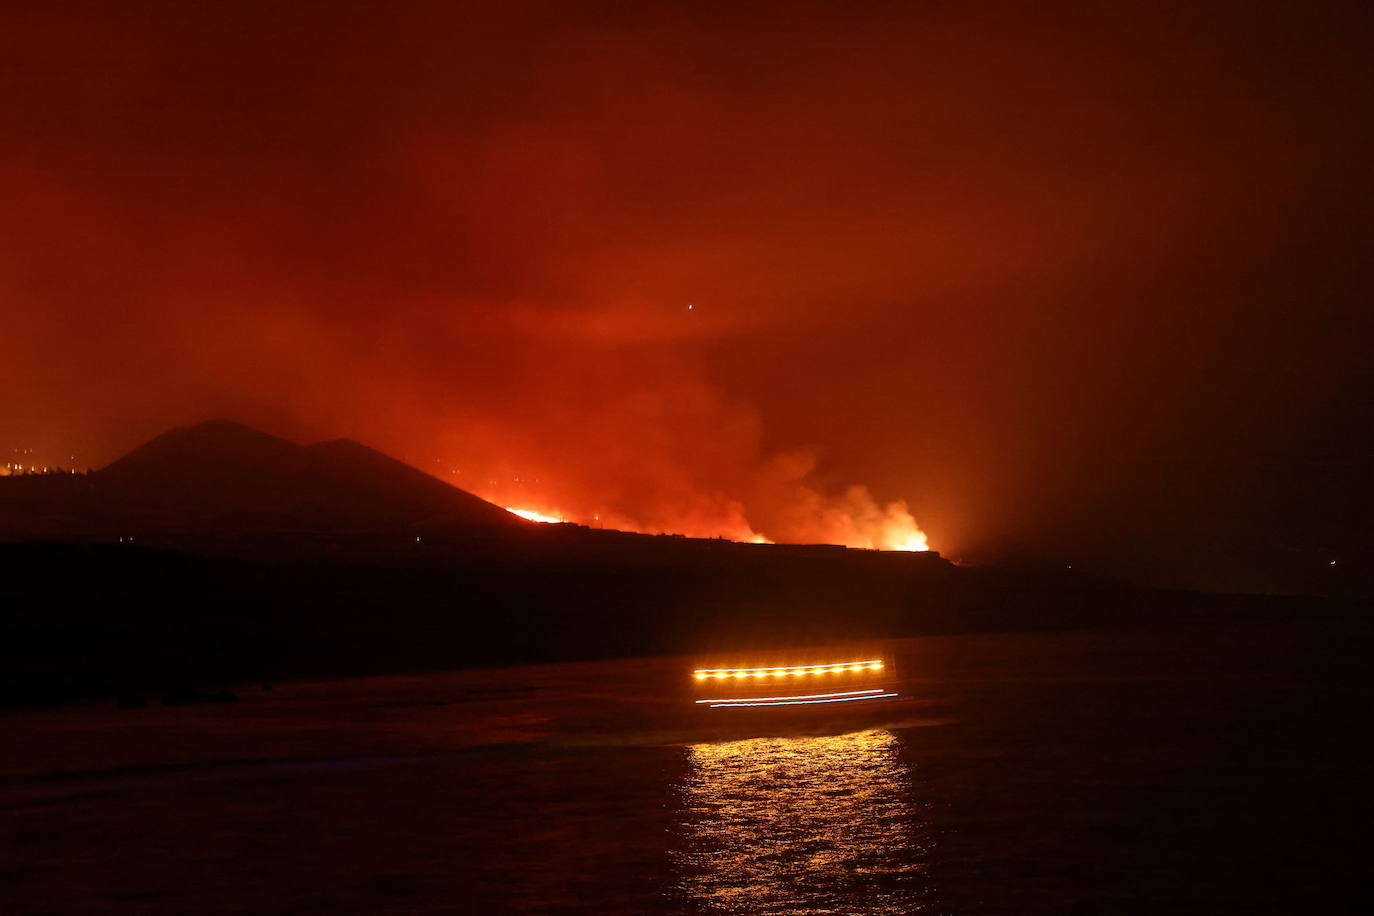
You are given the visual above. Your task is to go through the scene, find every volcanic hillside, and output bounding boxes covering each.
[0,420,522,536]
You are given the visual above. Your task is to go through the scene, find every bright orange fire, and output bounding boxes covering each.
[893,530,929,552]
[505,506,566,524]
[489,477,928,551]
[500,499,928,551]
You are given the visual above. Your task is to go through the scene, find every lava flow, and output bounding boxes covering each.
[894,531,930,552]
[505,507,566,524]
[502,501,927,552]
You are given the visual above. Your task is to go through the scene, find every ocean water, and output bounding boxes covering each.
[2,624,1364,913]
[676,729,932,914]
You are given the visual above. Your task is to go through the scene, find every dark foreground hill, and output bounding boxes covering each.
[3,536,1363,706]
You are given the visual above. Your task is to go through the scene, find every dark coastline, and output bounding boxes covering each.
[2,535,1364,706]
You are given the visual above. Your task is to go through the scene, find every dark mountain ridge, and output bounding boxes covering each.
[0,419,521,536]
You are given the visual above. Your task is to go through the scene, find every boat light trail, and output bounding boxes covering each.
[695,688,886,704]
[692,660,884,680]
[707,692,899,708]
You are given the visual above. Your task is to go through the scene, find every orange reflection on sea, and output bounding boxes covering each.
[674,729,933,914]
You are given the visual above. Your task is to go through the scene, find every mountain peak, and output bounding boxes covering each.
[86,421,520,532]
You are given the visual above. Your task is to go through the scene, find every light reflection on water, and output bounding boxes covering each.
[674,729,933,914]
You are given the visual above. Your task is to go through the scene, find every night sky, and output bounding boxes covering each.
[3,2,1370,585]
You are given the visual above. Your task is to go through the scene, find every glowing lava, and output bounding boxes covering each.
[505,507,565,523]
[499,498,926,550]
[893,530,929,552]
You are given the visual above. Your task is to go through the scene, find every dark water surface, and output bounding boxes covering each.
[3,624,1365,913]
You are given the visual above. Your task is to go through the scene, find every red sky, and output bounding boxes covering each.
[3,2,1370,576]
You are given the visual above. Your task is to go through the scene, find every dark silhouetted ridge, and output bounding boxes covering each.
[98,420,312,507]
[2,420,520,536]
[301,437,517,527]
